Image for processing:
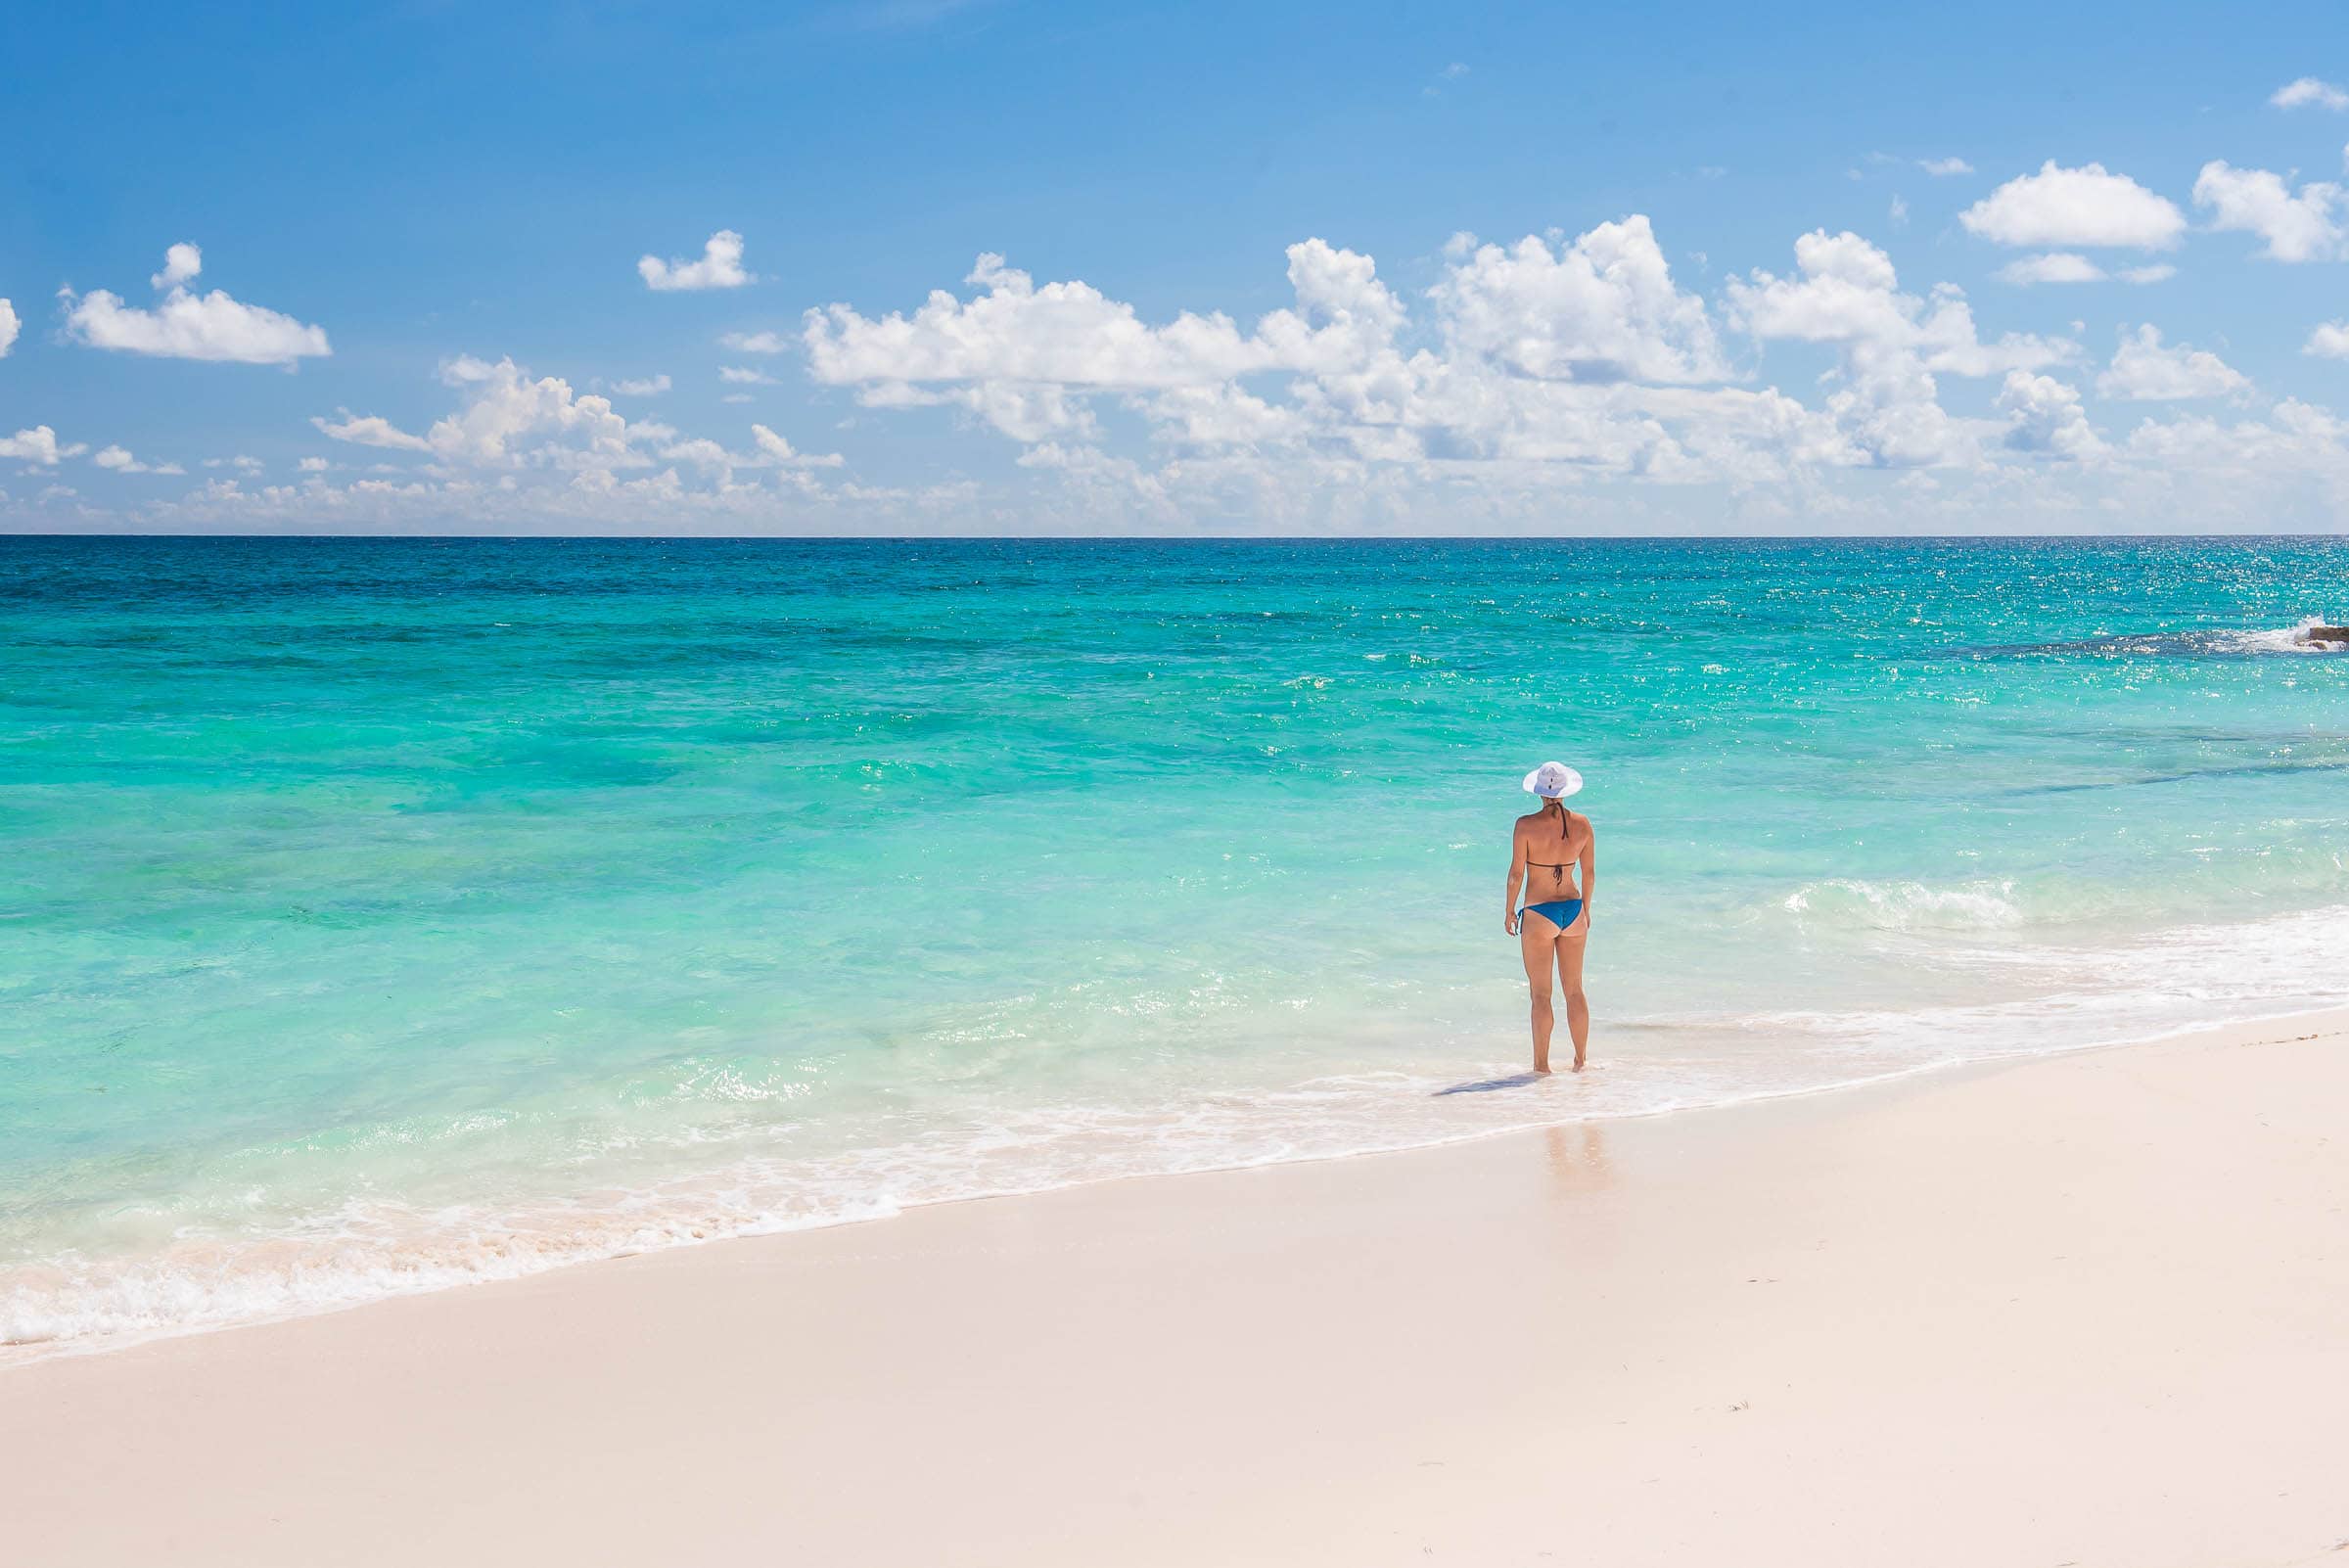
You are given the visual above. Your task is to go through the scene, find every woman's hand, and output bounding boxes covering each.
[1505,910,1522,937]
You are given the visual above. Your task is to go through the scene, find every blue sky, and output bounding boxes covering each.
[5,0,2349,532]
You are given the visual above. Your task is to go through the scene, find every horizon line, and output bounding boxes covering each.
[5,531,2348,545]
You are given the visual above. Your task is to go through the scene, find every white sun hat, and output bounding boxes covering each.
[1522,761,1584,799]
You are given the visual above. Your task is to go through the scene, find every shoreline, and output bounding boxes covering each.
[13,997,2347,1369]
[7,1008,2346,1566]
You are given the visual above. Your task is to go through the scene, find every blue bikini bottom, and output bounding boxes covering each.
[1520,899,1583,931]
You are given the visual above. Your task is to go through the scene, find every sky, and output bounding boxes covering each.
[5,0,2349,535]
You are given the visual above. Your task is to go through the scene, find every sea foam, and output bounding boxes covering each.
[13,901,2347,1361]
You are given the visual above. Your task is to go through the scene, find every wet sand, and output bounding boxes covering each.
[6,1012,2345,1567]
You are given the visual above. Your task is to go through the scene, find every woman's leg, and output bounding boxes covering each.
[1555,923,1590,1071]
[1519,916,1557,1073]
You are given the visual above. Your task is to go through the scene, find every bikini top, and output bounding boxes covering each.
[1528,811,1579,871]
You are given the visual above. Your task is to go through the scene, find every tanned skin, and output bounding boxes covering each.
[1503,802,1595,1074]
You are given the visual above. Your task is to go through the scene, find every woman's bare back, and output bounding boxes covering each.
[1514,808,1589,903]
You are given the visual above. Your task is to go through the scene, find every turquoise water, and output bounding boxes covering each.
[6,536,2348,1352]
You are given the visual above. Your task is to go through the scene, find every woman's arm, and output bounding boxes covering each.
[1504,824,1526,936]
[1578,819,1597,928]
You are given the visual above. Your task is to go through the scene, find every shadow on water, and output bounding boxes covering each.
[1432,1071,1548,1095]
[2003,757,2349,797]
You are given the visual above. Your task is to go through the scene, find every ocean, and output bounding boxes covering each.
[5,535,2347,1353]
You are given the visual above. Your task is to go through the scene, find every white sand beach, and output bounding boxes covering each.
[6,1013,2345,1568]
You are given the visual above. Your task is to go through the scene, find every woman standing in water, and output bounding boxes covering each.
[1504,762,1594,1074]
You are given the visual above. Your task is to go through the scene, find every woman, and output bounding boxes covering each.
[1504,761,1594,1074]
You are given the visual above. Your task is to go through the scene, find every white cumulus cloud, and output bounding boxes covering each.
[151,349,866,533]
[1995,252,2109,285]
[2191,161,2346,261]
[0,297,18,358]
[605,374,671,396]
[1428,215,1731,383]
[2305,320,2349,358]
[1959,161,2187,250]
[752,424,846,467]
[150,243,203,289]
[805,241,1417,442]
[2272,76,2349,111]
[312,412,434,452]
[809,246,1385,393]
[1992,254,2177,287]
[90,443,186,475]
[1997,371,2104,459]
[106,208,2349,534]
[638,230,755,292]
[1726,230,2070,371]
[654,424,847,476]
[420,355,660,470]
[1,427,88,466]
[1726,230,2072,467]
[805,219,2108,494]
[2096,325,2248,400]
[1726,229,1905,338]
[62,245,331,365]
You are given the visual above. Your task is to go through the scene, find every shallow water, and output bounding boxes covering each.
[5,536,2347,1350]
